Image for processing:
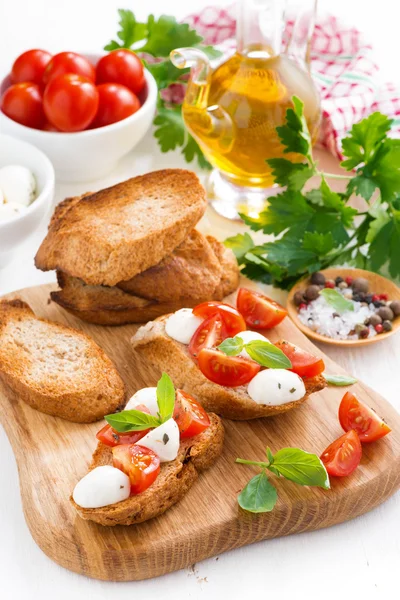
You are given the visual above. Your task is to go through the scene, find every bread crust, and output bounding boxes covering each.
[0,299,126,423]
[131,317,326,420]
[70,413,224,526]
[35,170,207,286]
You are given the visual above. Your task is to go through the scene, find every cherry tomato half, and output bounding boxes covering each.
[339,391,391,443]
[237,288,288,330]
[43,74,99,132]
[173,389,210,438]
[0,82,45,128]
[96,403,151,446]
[91,83,140,128]
[42,51,95,86]
[189,313,228,359]
[96,49,145,95]
[320,430,362,477]
[198,348,260,387]
[11,49,52,85]
[112,444,160,495]
[193,301,246,337]
[274,340,325,378]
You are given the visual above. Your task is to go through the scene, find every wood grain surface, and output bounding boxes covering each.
[1,283,399,582]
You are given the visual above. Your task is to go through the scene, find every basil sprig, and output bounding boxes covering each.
[325,374,357,386]
[218,336,292,369]
[320,288,354,313]
[237,446,330,513]
[105,372,176,433]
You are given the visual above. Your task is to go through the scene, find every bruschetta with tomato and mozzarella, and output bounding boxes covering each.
[131,288,326,421]
[71,374,224,526]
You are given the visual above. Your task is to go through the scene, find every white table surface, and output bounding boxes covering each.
[1,1,400,599]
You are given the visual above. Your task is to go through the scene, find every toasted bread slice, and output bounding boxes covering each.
[71,413,224,526]
[131,316,326,420]
[117,230,222,302]
[0,299,125,422]
[35,169,207,286]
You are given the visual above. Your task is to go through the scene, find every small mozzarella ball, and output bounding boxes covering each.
[165,308,203,344]
[0,202,27,221]
[72,465,130,509]
[236,330,270,360]
[248,369,306,406]
[125,387,158,415]
[136,418,179,462]
[0,165,36,207]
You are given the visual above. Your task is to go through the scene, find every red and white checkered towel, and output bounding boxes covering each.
[185,5,400,159]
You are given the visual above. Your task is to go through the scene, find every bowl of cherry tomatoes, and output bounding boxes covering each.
[0,49,158,182]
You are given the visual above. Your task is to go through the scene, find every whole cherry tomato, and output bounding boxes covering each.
[43,74,99,132]
[112,444,160,495]
[42,51,95,86]
[91,83,140,128]
[173,390,210,438]
[320,430,362,477]
[11,49,52,85]
[237,288,288,330]
[96,49,145,95]
[339,392,391,443]
[0,82,45,128]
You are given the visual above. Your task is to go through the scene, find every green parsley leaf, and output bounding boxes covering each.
[276,96,312,161]
[341,112,393,170]
[218,336,244,356]
[104,9,148,50]
[368,215,400,278]
[245,341,292,369]
[303,231,335,255]
[156,372,175,422]
[271,448,330,489]
[224,232,255,261]
[267,158,314,191]
[320,288,354,313]
[238,472,278,513]
[153,106,185,151]
[325,374,358,386]
[366,203,391,244]
[144,59,188,89]
[105,409,161,433]
[181,135,211,170]
[140,15,202,57]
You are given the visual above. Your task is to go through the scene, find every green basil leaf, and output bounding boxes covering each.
[105,410,161,433]
[266,446,274,464]
[218,336,244,356]
[319,288,354,314]
[325,374,358,386]
[271,448,330,489]
[238,472,278,513]
[157,372,176,422]
[245,341,292,369]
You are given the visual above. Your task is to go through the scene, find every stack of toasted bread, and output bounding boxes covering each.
[35,169,239,325]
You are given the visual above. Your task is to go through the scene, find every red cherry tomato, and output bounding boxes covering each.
[189,313,228,359]
[96,424,149,447]
[0,82,45,128]
[42,51,95,86]
[339,391,391,443]
[320,430,362,477]
[237,288,288,330]
[173,389,210,438]
[193,301,246,337]
[43,74,99,132]
[96,49,145,95]
[91,83,140,128]
[11,49,52,85]
[42,120,59,132]
[198,348,260,387]
[112,444,160,495]
[274,340,325,378]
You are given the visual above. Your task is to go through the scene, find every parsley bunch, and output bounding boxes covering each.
[225,97,400,289]
[105,9,221,169]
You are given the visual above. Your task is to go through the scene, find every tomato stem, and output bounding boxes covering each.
[235,458,270,469]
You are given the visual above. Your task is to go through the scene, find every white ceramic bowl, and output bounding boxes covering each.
[0,134,55,267]
[0,54,158,182]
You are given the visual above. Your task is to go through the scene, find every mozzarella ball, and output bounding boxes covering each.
[136,418,179,462]
[125,387,159,415]
[165,308,203,344]
[247,369,306,405]
[72,465,131,508]
[0,165,36,207]
[236,330,270,360]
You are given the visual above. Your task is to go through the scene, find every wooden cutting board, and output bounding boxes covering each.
[1,283,400,582]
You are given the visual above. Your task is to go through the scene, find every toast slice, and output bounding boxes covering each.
[0,299,125,422]
[35,169,207,286]
[71,413,224,526]
[131,316,326,420]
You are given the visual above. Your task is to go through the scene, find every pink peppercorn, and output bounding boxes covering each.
[345,276,353,285]
[372,294,380,302]
[375,324,383,333]
[325,280,335,289]
[298,303,307,311]
[379,293,388,301]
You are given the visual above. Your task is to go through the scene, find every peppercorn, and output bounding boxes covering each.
[372,294,380,302]
[352,294,361,302]
[325,279,335,289]
[377,306,394,321]
[375,324,384,333]
[355,323,365,335]
[351,277,369,294]
[379,293,388,301]
[369,314,382,327]
[359,327,370,339]
[335,276,344,285]
[298,303,307,311]
[311,272,326,286]
[293,290,306,306]
[382,320,393,332]
[305,285,320,301]
[345,276,353,285]
[390,300,400,316]
[358,292,366,301]
[338,281,348,289]
[365,294,373,304]
[373,300,385,308]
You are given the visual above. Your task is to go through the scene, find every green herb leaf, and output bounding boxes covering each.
[341,112,393,170]
[105,410,161,433]
[303,231,335,255]
[140,15,202,57]
[272,448,330,489]
[104,9,148,50]
[320,288,354,313]
[267,158,314,191]
[156,372,175,422]
[325,374,358,386]
[218,336,244,356]
[224,232,255,261]
[276,96,312,161]
[153,105,185,152]
[245,341,292,369]
[238,472,278,513]
[368,215,400,278]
